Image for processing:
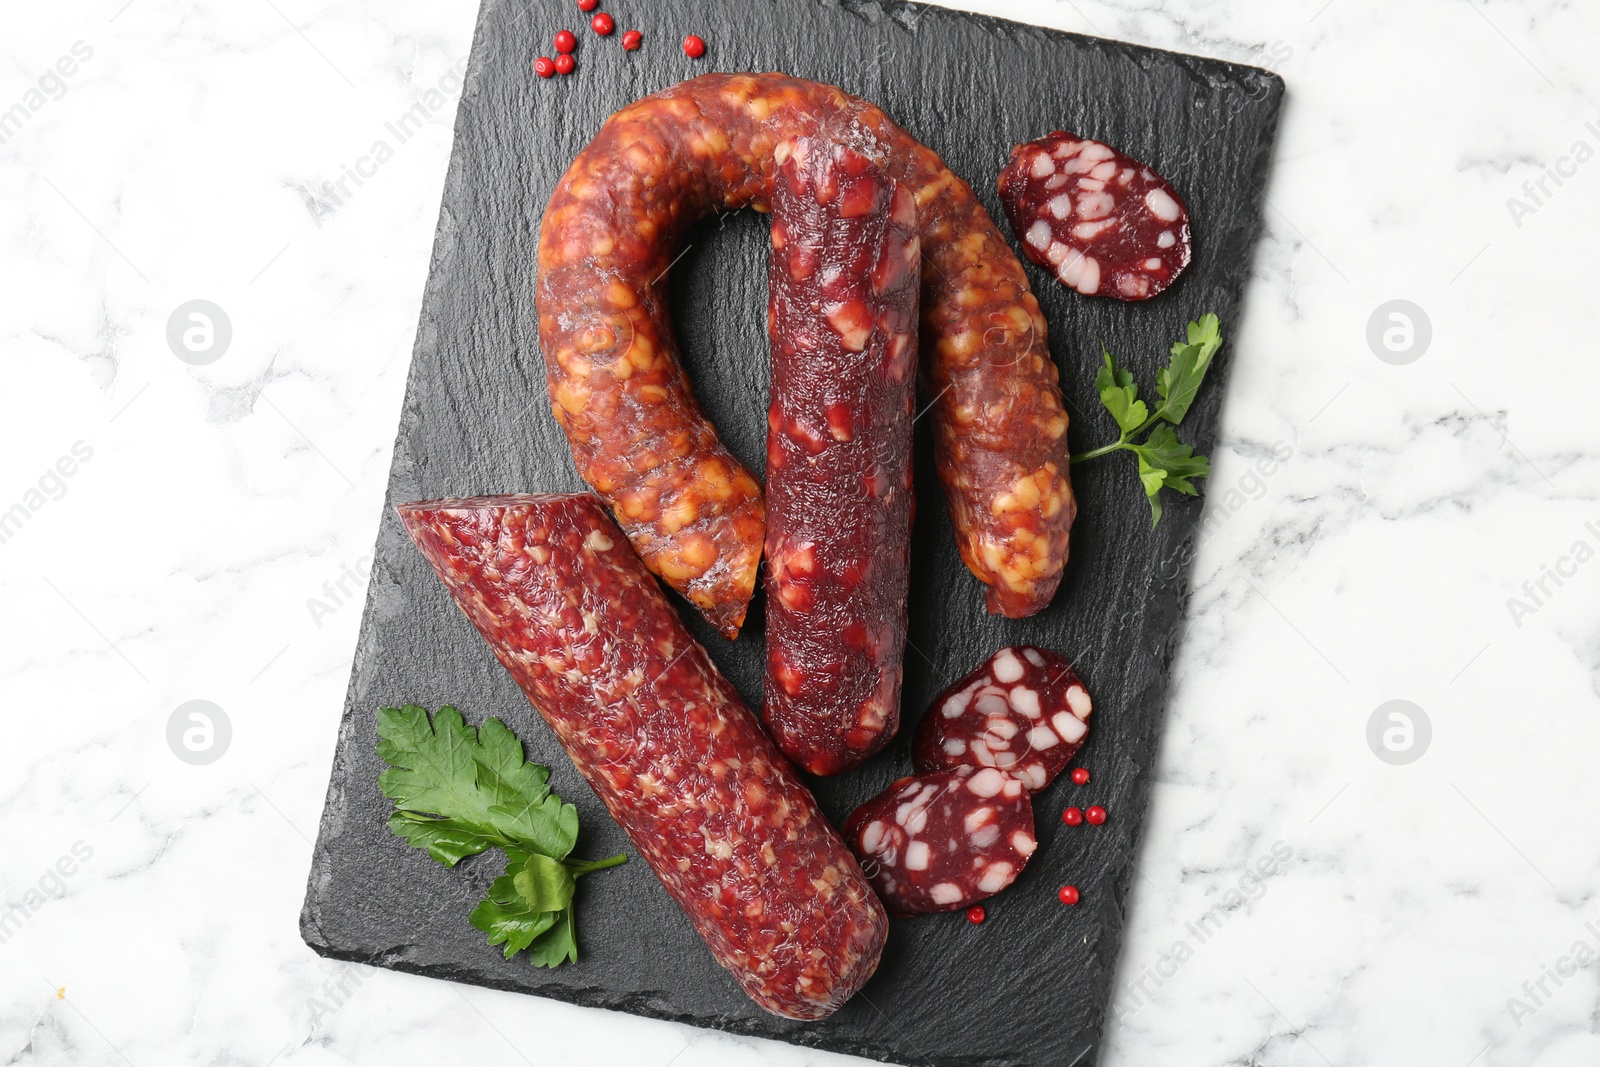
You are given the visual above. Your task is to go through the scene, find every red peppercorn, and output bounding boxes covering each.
[533,56,556,78]
[1058,885,1080,906]
[682,34,706,58]
[1070,767,1090,785]
[966,905,986,924]
[621,29,643,51]
[553,53,575,74]
[1062,806,1084,826]
[554,30,577,53]
[577,0,598,9]
[1086,805,1108,825]
[591,12,614,35]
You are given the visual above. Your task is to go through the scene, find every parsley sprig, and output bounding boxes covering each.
[1072,314,1223,527]
[377,705,626,967]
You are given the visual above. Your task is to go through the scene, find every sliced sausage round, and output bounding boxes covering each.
[913,645,1092,791]
[997,130,1191,301]
[843,767,1037,916]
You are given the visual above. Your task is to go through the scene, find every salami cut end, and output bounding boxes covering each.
[997,131,1191,301]
[913,645,1091,792]
[844,767,1036,916]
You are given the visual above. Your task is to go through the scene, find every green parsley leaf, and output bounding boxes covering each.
[377,705,626,968]
[384,810,499,868]
[1094,348,1149,434]
[1153,313,1222,425]
[1132,425,1212,528]
[512,852,577,914]
[524,909,579,969]
[1073,315,1223,528]
[471,865,561,959]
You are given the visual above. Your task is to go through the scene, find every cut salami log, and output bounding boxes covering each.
[398,493,887,1020]
[843,768,1037,916]
[997,131,1191,301]
[762,137,919,777]
[913,646,1092,792]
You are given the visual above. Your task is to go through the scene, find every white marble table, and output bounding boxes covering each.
[3,1,1597,1064]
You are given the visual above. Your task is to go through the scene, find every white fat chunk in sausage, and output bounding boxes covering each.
[1066,685,1092,719]
[1012,831,1037,856]
[1022,648,1046,667]
[991,648,1025,683]
[975,690,1010,716]
[1046,194,1073,221]
[1074,219,1115,241]
[1073,256,1101,295]
[1056,248,1085,285]
[930,882,965,905]
[943,738,967,756]
[966,768,1006,798]
[1158,230,1177,249]
[1025,219,1053,251]
[1026,725,1060,751]
[861,820,887,854]
[1029,152,1056,178]
[1010,686,1041,718]
[1076,191,1115,221]
[971,824,1000,848]
[1001,777,1023,799]
[983,716,1018,740]
[1145,187,1182,222]
[1053,711,1088,743]
[1091,160,1118,181]
[963,806,996,833]
[942,688,973,719]
[977,863,1016,893]
[905,841,931,871]
[1017,764,1047,790]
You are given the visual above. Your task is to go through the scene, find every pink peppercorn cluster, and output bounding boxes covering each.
[536,3,706,78]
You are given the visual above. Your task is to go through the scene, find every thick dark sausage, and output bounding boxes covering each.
[398,493,887,1020]
[762,138,919,776]
[537,73,1076,633]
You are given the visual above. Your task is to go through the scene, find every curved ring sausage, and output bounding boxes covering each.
[537,73,1076,634]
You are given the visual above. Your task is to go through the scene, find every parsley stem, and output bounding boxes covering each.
[1073,411,1174,465]
[1071,439,1129,464]
[565,853,628,878]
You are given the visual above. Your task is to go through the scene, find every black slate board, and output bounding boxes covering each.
[300,2,1283,1064]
